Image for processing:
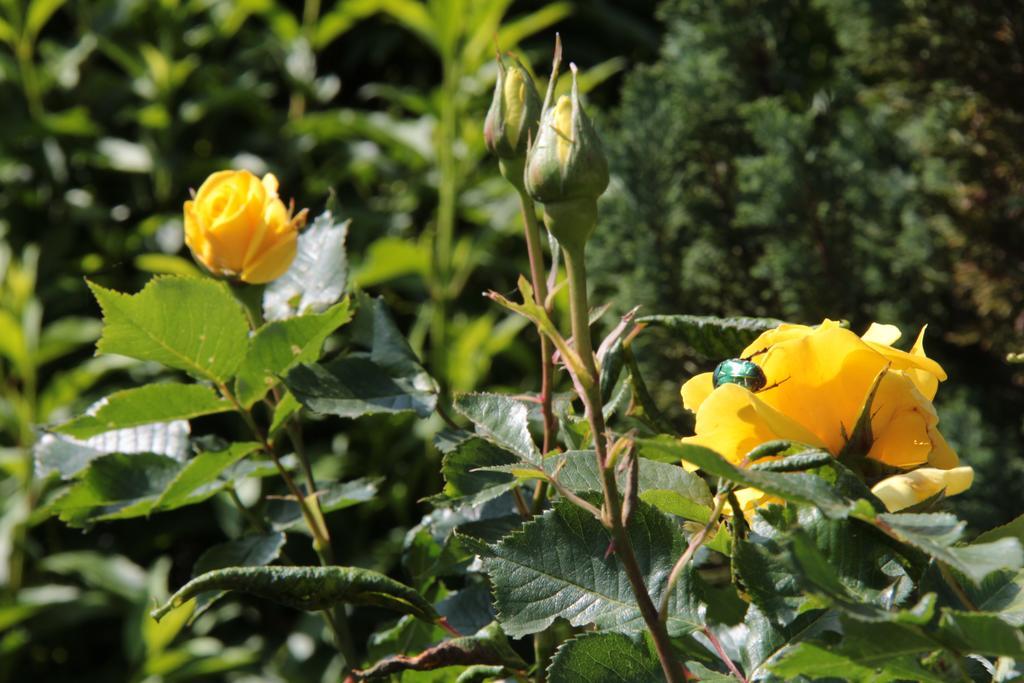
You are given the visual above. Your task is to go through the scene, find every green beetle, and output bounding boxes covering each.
[712,358,768,392]
[712,352,788,393]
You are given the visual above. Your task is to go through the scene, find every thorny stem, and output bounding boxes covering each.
[513,185,558,514]
[560,242,684,683]
[659,494,729,620]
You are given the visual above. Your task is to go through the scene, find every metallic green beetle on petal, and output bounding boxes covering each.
[712,358,768,392]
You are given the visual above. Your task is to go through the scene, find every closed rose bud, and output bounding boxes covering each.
[525,64,608,251]
[184,170,308,284]
[484,56,541,162]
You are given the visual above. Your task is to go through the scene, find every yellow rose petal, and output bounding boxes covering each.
[870,466,973,512]
[241,230,298,284]
[680,372,714,413]
[682,384,826,464]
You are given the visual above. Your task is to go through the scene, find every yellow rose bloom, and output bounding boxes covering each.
[681,320,971,512]
[184,170,308,284]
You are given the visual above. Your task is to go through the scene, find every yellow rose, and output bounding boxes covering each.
[680,320,971,512]
[184,170,308,284]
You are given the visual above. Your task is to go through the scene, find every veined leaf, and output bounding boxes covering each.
[151,565,439,625]
[235,298,352,407]
[636,315,783,359]
[263,210,349,321]
[88,276,249,382]
[284,296,437,418]
[483,500,703,638]
[453,393,541,464]
[547,632,662,683]
[56,384,232,439]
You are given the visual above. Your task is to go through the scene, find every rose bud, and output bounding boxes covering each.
[484,54,541,162]
[184,170,308,284]
[524,63,609,251]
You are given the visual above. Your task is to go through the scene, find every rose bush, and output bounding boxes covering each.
[184,170,308,284]
[680,319,973,512]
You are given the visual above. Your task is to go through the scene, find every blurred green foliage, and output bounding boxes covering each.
[592,0,1024,530]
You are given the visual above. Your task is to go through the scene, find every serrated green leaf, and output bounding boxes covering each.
[88,276,249,382]
[636,315,783,359]
[354,622,526,680]
[875,512,1024,583]
[235,298,352,407]
[640,439,851,518]
[151,565,439,625]
[263,210,349,321]
[454,393,541,464]
[284,296,436,418]
[152,442,260,512]
[56,384,232,439]
[483,500,703,638]
[547,633,662,683]
[285,356,437,418]
[441,438,519,506]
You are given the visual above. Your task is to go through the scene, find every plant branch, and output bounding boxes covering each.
[559,242,684,683]
[659,494,728,620]
[703,625,747,682]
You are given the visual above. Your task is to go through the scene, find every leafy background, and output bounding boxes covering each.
[0,0,1021,681]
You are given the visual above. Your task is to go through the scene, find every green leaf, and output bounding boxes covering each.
[353,622,526,680]
[965,568,1024,626]
[47,443,259,525]
[768,619,947,682]
[785,530,935,624]
[641,440,851,518]
[88,276,249,383]
[189,532,286,621]
[547,633,662,683]
[56,384,232,439]
[974,512,1024,546]
[152,442,260,512]
[636,315,783,359]
[936,610,1024,658]
[285,356,437,418]
[483,500,703,638]
[263,211,349,321]
[875,512,1024,583]
[284,297,437,418]
[485,449,713,521]
[51,452,183,526]
[453,393,541,464]
[441,437,519,507]
[35,418,190,479]
[151,565,439,625]
[235,298,352,407]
